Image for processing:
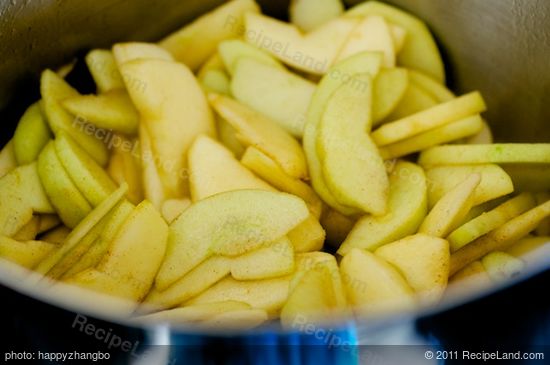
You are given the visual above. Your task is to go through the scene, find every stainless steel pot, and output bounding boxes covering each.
[1,1,549,364]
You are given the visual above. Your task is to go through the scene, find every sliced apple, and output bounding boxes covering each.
[231,58,316,137]
[209,94,307,180]
[62,201,135,279]
[448,261,492,291]
[481,251,525,282]
[13,216,41,241]
[245,13,358,74]
[339,161,427,255]
[161,198,191,224]
[317,72,389,215]
[241,147,323,218]
[507,236,550,267]
[337,15,395,67]
[87,200,168,301]
[425,164,514,208]
[289,0,344,32]
[197,53,226,78]
[55,132,117,206]
[199,69,231,95]
[372,68,409,124]
[230,237,295,280]
[0,236,57,269]
[379,115,483,159]
[340,248,416,315]
[107,135,143,205]
[419,174,481,238]
[40,226,70,245]
[121,59,215,198]
[408,69,454,103]
[287,215,325,253]
[218,39,282,75]
[375,234,450,304]
[85,49,125,93]
[112,42,174,65]
[34,184,127,276]
[160,0,260,71]
[144,256,231,311]
[13,102,51,165]
[38,215,61,234]
[0,140,16,178]
[139,124,167,209]
[187,275,292,315]
[217,116,245,158]
[0,162,54,236]
[448,193,536,252]
[40,70,108,166]
[450,199,550,275]
[465,120,494,145]
[62,90,139,135]
[372,91,486,146]
[384,83,437,121]
[419,144,550,167]
[136,301,251,324]
[303,51,382,216]
[188,135,275,202]
[346,0,445,82]
[156,190,309,290]
[199,308,268,329]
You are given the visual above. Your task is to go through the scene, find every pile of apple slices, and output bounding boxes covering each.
[0,0,549,329]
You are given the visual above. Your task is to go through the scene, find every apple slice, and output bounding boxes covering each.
[408,69,454,102]
[231,58,316,137]
[289,0,344,32]
[425,164,514,208]
[0,162,55,236]
[199,308,268,330]
[112,42,174,65]
[217,116,245,158]
[303,51,382,216]
[41,226,70,245]
[37,143,92,228]
[507,236,550,267]
[85,49,125,93]
[13,216,41,241]
[156,190,309,290]
[187,135,275,202]
[287,215,325,253]
[230,237,295,280]
[419,174,481,238]
[280,264,338,327]
[384,83,437,121]
[83,200,168,302]
[161,199,191,224]
[337,15,396,67]
[139,124,167,210]
[121,59,215,198]
[107,135,143,205]
[448,261,492,292]
[38,215,61,234]
[448,193,536,252]
[218,40,282,75]
[0,236,57,269]
[419,144,550,167]
[187,275,292,315]
[375,234,450,304]
[241,147,323,218]
[13,102,51,165]
[208,94,308,180]
[345,0,445,82]
[199,70,230,95]
[160,0,260,71]
[40,70,108,166]
[379,115,484,159]
[340,248,416,315]
[136,301,251,324]
[465,120,493,144]
[144,256,231,311]
[34,184,127,276]
[62,201,135,279]
[55,132,117,207]
[450,199,550,275]
[245,13,358,74]
[339,161,427,255]
[372,91,486,146]
[372,68,409,124]
[481,251,525,282]
[317,72,389,215]
[62,90,139,135]
[0,140,16,178]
